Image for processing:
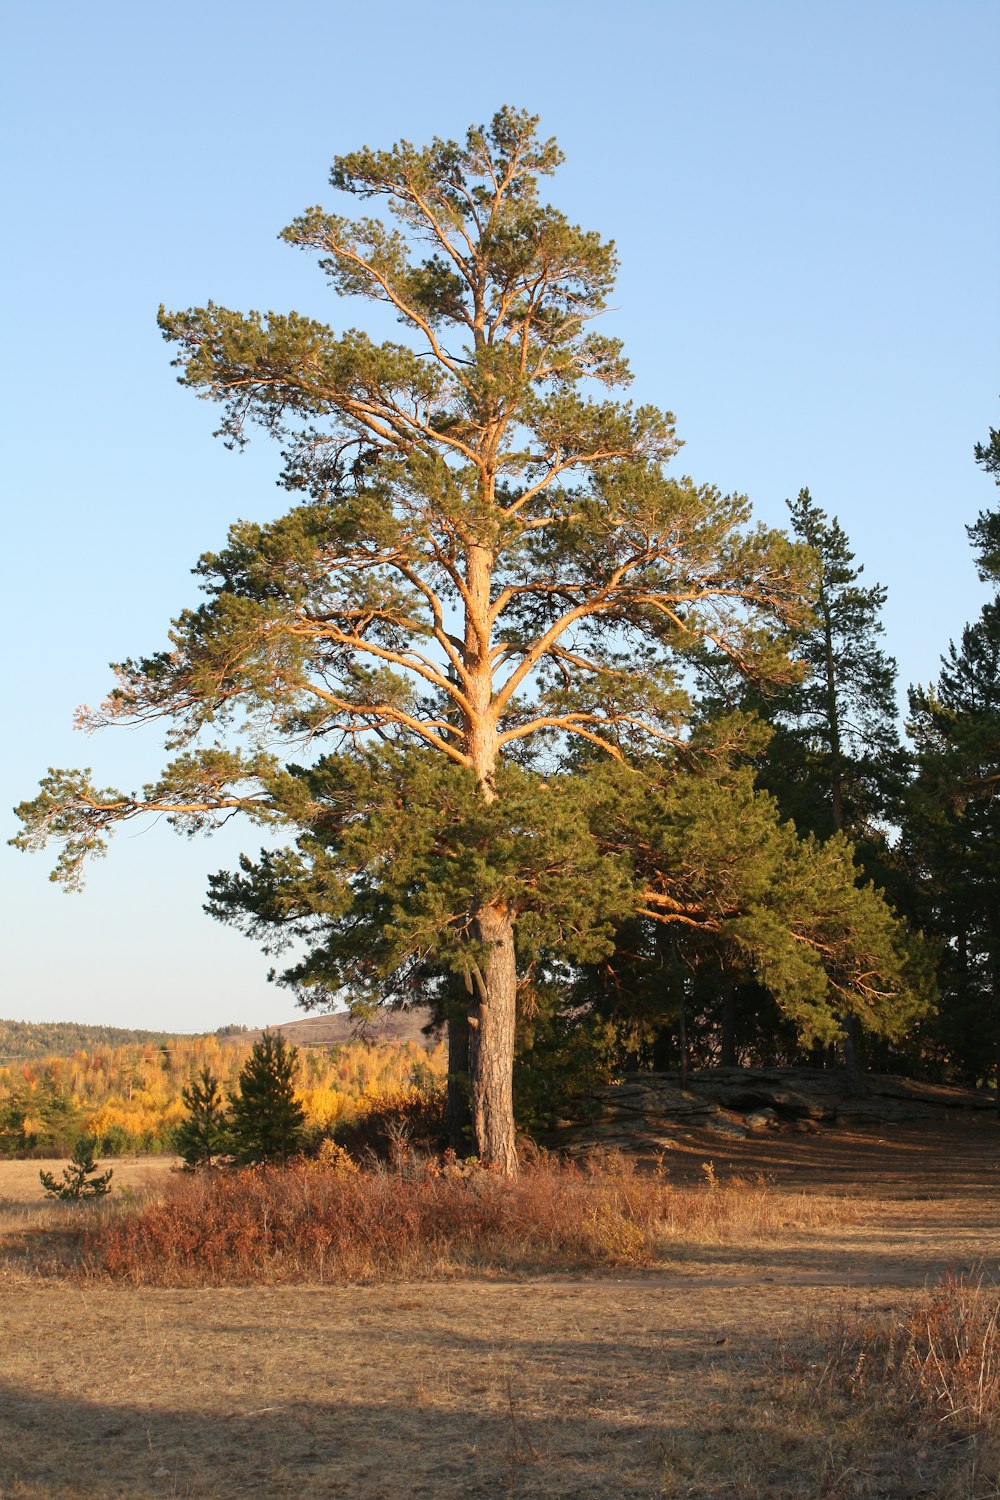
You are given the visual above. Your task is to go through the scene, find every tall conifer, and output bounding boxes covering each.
[228,1032,305,1165]
[905,423,1000,1082]
[15,110,836,1172]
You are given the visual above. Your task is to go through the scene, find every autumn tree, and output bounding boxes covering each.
[14,109,817,1174]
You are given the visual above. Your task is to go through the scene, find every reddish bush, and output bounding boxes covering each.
[84,1153,672,1284]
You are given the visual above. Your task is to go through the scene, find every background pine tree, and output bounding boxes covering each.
[175,1067,229,1168]
[904,426,1000,1084]
[227,1032,305,1165]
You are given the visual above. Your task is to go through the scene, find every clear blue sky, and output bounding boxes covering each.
[2,0,997,1032]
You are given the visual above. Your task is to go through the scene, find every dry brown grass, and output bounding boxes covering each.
[798,1271,1000,1445]
[732,1274,1000,1500]
[0,1154,176,1286]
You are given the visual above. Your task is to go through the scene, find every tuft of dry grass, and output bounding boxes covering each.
[810,1271,1000,1442]
[723,1273,1000,1498]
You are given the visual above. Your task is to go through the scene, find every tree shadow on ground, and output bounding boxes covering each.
[0,1380,660,1500]
[0,1359,990,1500]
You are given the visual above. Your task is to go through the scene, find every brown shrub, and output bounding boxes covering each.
[79,1150,854,1286]
[329,1087,446,1162]
[83,1152,675,1284]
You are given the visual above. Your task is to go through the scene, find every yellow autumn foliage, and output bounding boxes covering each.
[0,1034,446,1156]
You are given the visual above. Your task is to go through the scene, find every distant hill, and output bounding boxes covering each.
[0,1009,442,1065]
[0,1019,177,1065]
[240,1009,443,1050]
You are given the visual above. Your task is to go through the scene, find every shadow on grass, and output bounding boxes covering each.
[1,1381,651,1500]
[0,1363,990,1500]
[657,1236,1000,1286]
[665,1117,1000,1199]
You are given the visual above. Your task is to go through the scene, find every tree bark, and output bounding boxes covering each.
[825,636,867,1098]
[990,921,1000,1117]
[467,902,519,1176]
[446,1007,472,1154]
[458,537,521,1175]
[822,599,846,836]
[719,983,737,1067]
[678,981,689,1089]
[841,1013,868,1096]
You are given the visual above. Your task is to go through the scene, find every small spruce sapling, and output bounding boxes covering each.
[39,1137,113,1201]
[228,1031,305,1165]
[175,1066,230,1168]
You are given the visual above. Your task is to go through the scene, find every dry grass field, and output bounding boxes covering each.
[2,1122,999,1499]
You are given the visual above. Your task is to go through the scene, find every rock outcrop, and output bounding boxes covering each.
[547,1067,997,1156]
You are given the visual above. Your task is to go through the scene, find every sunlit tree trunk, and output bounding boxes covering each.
[467,903,519,1175]
[460,541,519,1175]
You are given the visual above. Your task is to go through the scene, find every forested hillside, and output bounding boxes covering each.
[0,1019,177,1065]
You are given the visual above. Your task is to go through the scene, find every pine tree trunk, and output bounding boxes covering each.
[825,633,867,1098]
[841,1013,868,1096]
[468,902,519,1176]
[678,983,689,1089]
[719,984,737,1067]
[446,1008,472,1154]
[823,605,846,836]
[458,537,521,1176]
[990,924,1000,1117]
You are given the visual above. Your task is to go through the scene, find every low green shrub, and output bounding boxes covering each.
[40,1138,113,1202]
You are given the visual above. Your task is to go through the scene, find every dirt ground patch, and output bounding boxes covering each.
[2,1125,1000,1499]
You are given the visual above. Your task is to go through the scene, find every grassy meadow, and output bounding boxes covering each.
[2,1121,999,1497]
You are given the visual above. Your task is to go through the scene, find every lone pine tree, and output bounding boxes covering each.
[228,1032,305,1165]
[175,1066,229,1168]
[39,1138,113,1202]
[15,109,817,1173]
